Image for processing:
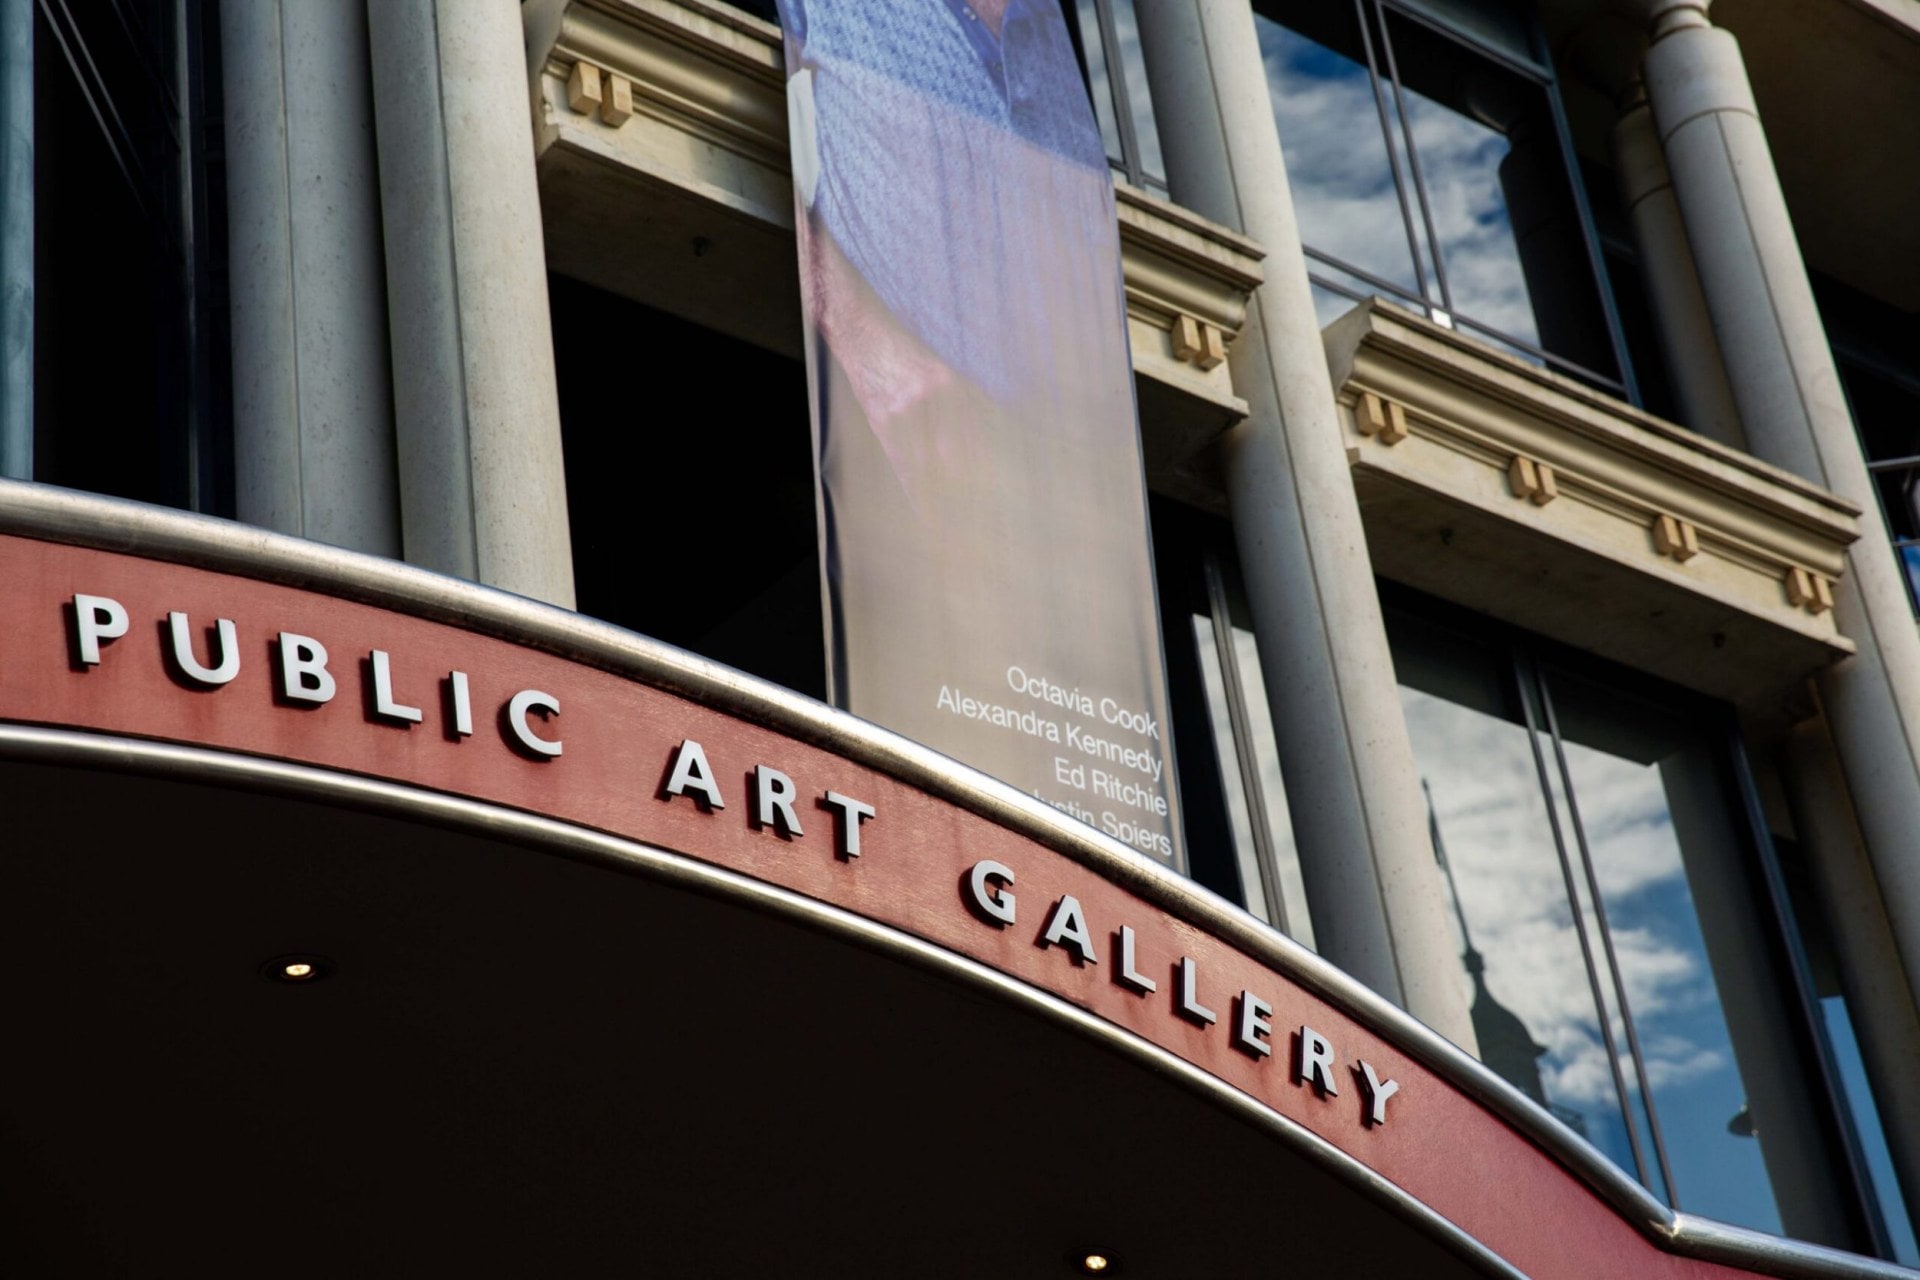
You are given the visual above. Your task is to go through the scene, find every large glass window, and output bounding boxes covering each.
[1063,0,1166,194]
[31,0,230,510]
[1577,157,1688,430]
[1152,497,1312,942]
[1255,0,1628,395]
[1189,553,1313,943]
[550,275,825,699]
[1845,358,1920,612]
[1774,837,1920,1266]
[1815,276,1920,614]
[1386,591,1885,1251]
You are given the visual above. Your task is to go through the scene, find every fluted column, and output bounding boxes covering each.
[223,1,400,554]
[1607,78,1743,448]
[367,0,575,607]
[1135,0,1476,1051]
[1641,0,1920,1024]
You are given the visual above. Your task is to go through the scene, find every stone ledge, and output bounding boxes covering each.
[1324,298,1861,715]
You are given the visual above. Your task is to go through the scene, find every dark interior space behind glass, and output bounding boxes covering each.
[550,274,825,701]
[1814,274,1920,614]
[34,0,229,512]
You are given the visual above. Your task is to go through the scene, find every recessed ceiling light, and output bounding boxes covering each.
[261,954,333,983]
[1080,1254,1111,1274]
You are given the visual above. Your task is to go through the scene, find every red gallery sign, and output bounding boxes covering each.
[0,533,1796,1280]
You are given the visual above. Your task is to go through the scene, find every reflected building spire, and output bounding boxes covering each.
[1426,779,1552,1110]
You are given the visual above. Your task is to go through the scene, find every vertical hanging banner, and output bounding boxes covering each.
[776,0,1182,865]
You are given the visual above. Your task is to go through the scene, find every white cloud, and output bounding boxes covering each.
[1400,687,1738,1118]
[1255,18,1540,348]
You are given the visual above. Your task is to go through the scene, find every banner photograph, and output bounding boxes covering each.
[776,0,1183,865]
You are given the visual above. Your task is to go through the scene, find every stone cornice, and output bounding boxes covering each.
[1325,298,1860,714]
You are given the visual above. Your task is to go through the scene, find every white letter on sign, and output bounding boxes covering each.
[278,633,336,704]
[1039,894,1098,965]
[370,650,423,724]
[663,739,725,809]
[1235,991,1274,1059]
[967,859,1016,927]
[1358,1060,1401,1127]
[1295,1026,1340,1097]
[167,612,240,686]
[72,594,129,666]
[507,689,562,758]
[820,791,875,858]
[753,765,803,837]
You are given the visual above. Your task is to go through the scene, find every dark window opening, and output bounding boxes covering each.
[1813,274,1920,615]
[32,0,230,512]
[714,0,779,23]
[1577,158,1683,427]
[550,273,825,700]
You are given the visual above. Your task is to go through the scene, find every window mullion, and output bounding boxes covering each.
[1202,553,1289,933]
[1539,46,1639,405]
[1534,658,1684,1207]
[1349,0,1433,308]
[1368,1,1453,315]
[1088,0,1142,188]
[1505,645,1655,1189]
[1724,726,1895,1254]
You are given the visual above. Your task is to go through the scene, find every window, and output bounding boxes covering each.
[1577,159,1688,429]
[716,0,780,23]
[1255,0,1630,396]
[1387,588,1891,1252]
[1815,275,1920,614]
[550,274,825,699]
[1152,497,1313,942]
[1773,838,1920,1266]
[32,0,230,510]
[1062,0,1166,194]
[1846,358,1920,613]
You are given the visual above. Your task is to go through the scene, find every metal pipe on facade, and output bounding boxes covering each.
[1,0,30,480]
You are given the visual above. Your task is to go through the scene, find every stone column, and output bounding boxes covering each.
[222,1,400,554]
[366,0,575,608]
[1607,78,1743,449]
[1135,0,1476,1050]
[0,0,30,480]
[1640,0,1920,1019]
